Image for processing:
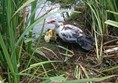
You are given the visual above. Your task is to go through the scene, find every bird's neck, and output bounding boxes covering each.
[54,22,59,29]
[54,24,58,29]
[54,22,63,33]
[55,25,63,34]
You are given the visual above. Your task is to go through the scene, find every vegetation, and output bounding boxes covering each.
[0,0,118,83]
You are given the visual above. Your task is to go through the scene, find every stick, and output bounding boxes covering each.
[104,47,118,53]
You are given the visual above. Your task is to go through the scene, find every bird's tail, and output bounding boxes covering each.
[77,35,94,51]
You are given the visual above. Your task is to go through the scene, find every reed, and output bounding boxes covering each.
[0,0,45,82]
[81,0,118,63]
[0,0,117,82]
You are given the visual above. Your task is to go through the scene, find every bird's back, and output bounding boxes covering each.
[55,23,94,51]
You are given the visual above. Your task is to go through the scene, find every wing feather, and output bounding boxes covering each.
[58,25,85,43]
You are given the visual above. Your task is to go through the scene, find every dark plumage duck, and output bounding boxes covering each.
[47,20,94,51]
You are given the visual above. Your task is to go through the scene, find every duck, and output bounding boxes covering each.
[47,20,94,51]
[44,29,57,42]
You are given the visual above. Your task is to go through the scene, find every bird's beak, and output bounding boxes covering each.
[46,21,51,24]
[46,20,56,24]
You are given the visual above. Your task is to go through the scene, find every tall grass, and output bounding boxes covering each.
[0,0,46,82]
[0,0,78,82]
[0,0,117,82]
[81,0,118,63]
[0,0,25,82]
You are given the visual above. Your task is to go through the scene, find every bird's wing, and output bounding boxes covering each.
[63,24,83,33]
[59,30,76,42]
[58,25,84,42]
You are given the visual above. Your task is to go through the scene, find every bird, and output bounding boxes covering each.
[47,20,94,51]
[44,29,57,43]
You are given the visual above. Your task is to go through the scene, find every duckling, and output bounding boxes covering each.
[44,29,57,43]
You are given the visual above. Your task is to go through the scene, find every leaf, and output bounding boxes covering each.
[41,75,114,83]
[24,38,34,43]
[0,33,14,74]
[41,76,66,83]
[13,0,35,16]
[105,20,118,28]
[106,10,118,15]
[20,60,63,73]
[61,75,114,83]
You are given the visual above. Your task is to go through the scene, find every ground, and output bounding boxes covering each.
[25,36,118,82]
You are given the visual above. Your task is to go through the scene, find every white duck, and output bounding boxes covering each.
[47,20,94,51]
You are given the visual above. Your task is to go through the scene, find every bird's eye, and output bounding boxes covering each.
[60,23,63,26]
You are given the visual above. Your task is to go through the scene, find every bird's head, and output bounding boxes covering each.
[47,19,63,28]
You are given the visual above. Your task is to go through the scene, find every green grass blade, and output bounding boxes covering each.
[41,76,66,83]
[105,20,118,28]
[101,66,118,72]
[20,60,63,73]
[13,0,35,16]
[0,33,14,74]
[61,75,114,83]
[106,10,118,15]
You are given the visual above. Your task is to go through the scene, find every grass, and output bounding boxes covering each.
[80,0,118,63]
[0,0,118,83]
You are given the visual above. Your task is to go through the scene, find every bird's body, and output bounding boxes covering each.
[47,20,94,51]
[55,24,84,43]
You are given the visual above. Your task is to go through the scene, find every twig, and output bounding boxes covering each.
[103,39,118,45]
[104,47,118,53]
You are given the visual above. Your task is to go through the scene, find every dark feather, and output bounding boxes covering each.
[77,36,94,51]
